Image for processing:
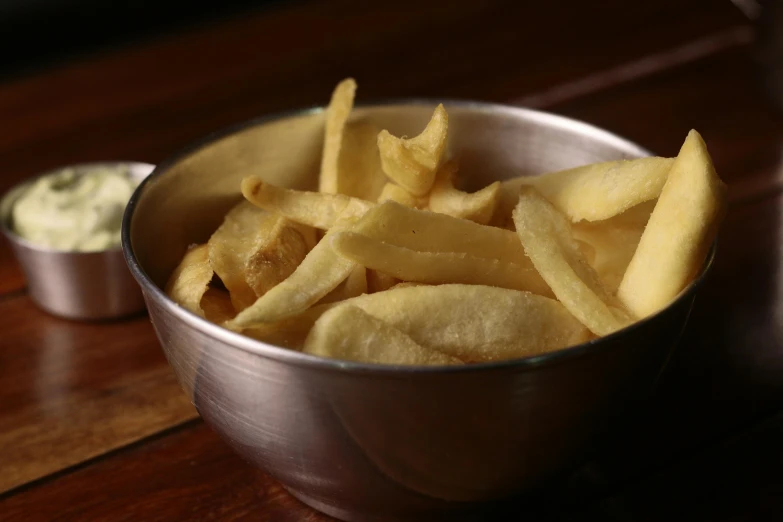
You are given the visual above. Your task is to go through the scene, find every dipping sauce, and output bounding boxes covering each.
[12,166,140,251]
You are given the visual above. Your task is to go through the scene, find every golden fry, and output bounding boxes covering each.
[208,201,314,311]
[227,224,357,328]
[242,176,374,229]
[377,182,428,209]
[377,104,448,196]
[165,244,213,317]
[331,230,548,294]
[335,284,590,362]
[618,130,726,317]
[497,157,674,224]
[337,121,388,201]
[428,161,500,225]
[572,200,654,293]
[319,78,357,194]
[200,287,237,324]
[513,187,632,336]
[304,305,462,365]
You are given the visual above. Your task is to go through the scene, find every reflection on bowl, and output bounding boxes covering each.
[1,162,154,320]
[123,102,712,521]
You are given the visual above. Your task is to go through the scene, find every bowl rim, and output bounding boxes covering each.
[1,161,155,254]
[122,98,715,375]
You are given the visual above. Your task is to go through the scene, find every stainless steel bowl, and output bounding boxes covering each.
[1,162,154,320]
[122,102,713,521]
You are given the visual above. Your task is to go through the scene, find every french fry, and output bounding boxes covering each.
[428,160,500,225]
[572,200,654,293]
[319,78,357,194]
[242,176,374,229]
[304,305,462,365]
[352,201,532,265]
[331,231,549,294]
[497,157,674,225]
[165,244,213,317]
[513,187,632,336]
[377,104,448,196]
[337,121,389,201]
[618,130,726,317]
[242,302,337,350]
[200,287,237,324]
[377,182,428,209]
[366,269,399,293]
[227,224,357,328]
[208,201,315,311]
[318,264,367,304]
[334,284,590,362]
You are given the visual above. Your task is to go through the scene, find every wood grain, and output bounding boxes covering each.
[0,297,196,493]
[0,422,331,522]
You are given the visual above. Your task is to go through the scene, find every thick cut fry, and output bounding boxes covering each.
[227,225,357,328]
[377,104,448,196]
[200,287,237,323]
[208,201,315,311]
[242,302,337,350]
[572,200,654,293]
[337,121,388,201]
[513,187,632,336]
[319,78,357,194]
[333,284,590,362]
[618,130,726,317]
[318,264,367,304]
[242,176,374,229]
[428,161,500,225]
[366,269,399,293]
[353,201,529,264]
[497,157,674,225]
[377,182,428,209]
[304,306,462,365]
[340,201,550,295]
[165,244,213,317]
[331,231,549,294]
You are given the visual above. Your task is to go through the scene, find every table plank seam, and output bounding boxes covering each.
[514,24,753,110]
[0,417,202,502]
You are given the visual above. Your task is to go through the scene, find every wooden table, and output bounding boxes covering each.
[2,1,782,520]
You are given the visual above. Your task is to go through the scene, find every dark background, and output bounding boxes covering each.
[0,0,289,80]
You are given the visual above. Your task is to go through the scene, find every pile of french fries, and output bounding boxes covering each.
[166,78,726,365]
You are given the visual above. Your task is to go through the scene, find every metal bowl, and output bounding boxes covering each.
[122,102,713,521]
[1,162,153,320]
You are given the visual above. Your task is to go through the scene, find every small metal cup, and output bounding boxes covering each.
[1,162,154,320]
